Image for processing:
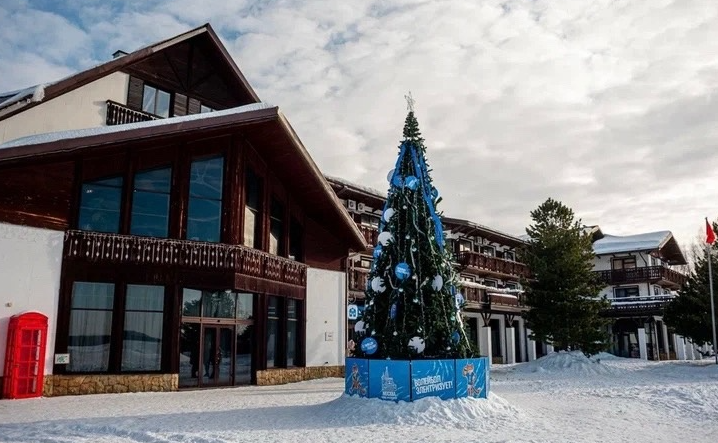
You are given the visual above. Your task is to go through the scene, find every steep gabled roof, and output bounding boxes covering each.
[0,105,367,252]
[0,23,259,120]
[593,231,686,265]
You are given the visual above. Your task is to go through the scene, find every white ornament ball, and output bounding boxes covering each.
[387,169,395,182]
[378,231,394,246]
[371,277,386,293]
[408,336,425,353]
[383,208,395,222]
[354,320,366,333]
[432,274,443,291]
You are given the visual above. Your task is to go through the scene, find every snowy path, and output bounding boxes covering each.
[1,353,716,442]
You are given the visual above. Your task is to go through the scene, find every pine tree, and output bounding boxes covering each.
[521,198,610,356]
[354,106,474,360]
[664,230,718,346]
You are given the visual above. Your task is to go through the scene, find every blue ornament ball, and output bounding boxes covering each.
[405,175,419,190]
[373,244,383,258]
[451,331,461,343]
[455,292,465,309]
[361,337,378,355]
[431,187,439,198]
[394,262,411,280]
[392,174,404,187]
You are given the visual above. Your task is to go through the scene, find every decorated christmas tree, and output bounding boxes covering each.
[354,98,475,360]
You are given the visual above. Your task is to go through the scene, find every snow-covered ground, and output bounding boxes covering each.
[1,352,717,443]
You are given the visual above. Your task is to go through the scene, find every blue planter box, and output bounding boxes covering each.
[345,356,489,401]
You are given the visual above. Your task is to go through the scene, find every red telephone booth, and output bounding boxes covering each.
[3,312,48,399]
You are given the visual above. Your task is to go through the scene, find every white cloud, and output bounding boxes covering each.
[2,0,718,250]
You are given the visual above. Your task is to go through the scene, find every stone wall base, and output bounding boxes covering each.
[43,374,178,397]
[256,365,344,386]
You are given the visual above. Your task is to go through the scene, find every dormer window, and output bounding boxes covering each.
[142,85,170,118]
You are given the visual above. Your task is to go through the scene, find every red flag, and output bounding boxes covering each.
[707,218,716,244]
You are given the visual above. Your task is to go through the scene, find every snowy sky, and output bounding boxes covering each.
[2,0,718,249]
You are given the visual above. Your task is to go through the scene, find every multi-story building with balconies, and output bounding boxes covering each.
[326,176,536,365]
[0,24,366,397]
[591,228,696,360]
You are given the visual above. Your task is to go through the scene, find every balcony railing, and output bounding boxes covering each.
[608,295,675,313]
[457,251,531,279]
[348,266,370,293]
[460,286,525,309]
[359,225,379,248]
[106,100,160,126]
[63,230,306,287]
[595,266,687,288]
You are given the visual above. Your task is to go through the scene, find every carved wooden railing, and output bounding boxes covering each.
[64,230,306,286]
[457,251,531,279]
[359,225,379,248]
[595,266,687,287]
[459,286,525,308]
[348,266,370,292]
[105,100,160,126]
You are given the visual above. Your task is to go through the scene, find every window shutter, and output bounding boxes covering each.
[174,93,188,116]
[127,76,144,110]
[188,98,201,115]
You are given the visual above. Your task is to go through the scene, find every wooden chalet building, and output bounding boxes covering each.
[591,228,701,361]
[0,24,365,397]
[326,176,536,365]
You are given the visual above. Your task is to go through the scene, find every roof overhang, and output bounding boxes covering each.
[0,23,260,120]
[0,107,366,252]
[442,217,526,247]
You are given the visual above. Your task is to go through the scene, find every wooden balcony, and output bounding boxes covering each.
[359,225,378,248]
[595,266,687,289]
[348,266,370,295]
[63,230,306,287]
[105,100,160,126]
[604,295,674,317]
[457,251,531,279]
[460,286,525,310]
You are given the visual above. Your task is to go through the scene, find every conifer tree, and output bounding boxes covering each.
[521,198,610,356]
[664,227,718,346]
[354,103,474,360]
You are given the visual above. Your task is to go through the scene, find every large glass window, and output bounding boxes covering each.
[266,296,281,368]
[122,285,164,371]
[613,257,637,270]
[142,85,170,118]
[269,198,284,256]
[130,167,171,237]
[67,282,114,372]
[615,286,640,299]
[187,156,224,242]
[202,291,236,318]
[243,167,263,248]
[286,299,298,367]
[78,176,123,233]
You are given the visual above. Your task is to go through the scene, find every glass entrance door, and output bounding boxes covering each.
[201,325,233,387]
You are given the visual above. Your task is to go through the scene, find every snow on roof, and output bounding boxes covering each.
[0,84,46,111]
[592,231,672,255]
[459,280,524,294]
[0,102,274,150]
[325,175,387,200]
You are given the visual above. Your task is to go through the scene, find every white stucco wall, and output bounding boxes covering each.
[0,223,64,377]
[305,268,346,367]
[0,72,129,145]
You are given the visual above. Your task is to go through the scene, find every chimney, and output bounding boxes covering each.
[112,50,128,59]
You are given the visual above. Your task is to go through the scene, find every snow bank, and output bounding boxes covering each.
[322,393,519,430]
[514,351,617,376]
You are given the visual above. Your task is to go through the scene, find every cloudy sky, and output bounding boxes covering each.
[2,0,718,249]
